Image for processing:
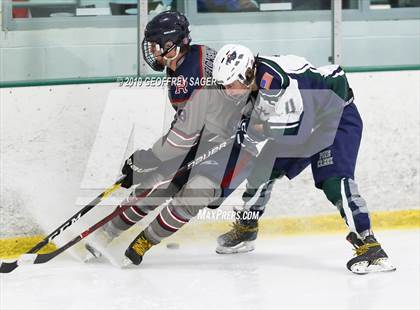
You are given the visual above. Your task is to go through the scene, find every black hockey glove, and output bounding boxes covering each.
[235,118,264,148]
[121,149,161,188]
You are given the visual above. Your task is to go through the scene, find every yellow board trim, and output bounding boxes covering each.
[1,209,419,259]
[0,239,57,260]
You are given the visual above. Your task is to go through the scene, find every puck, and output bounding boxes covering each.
[166,242,180,249]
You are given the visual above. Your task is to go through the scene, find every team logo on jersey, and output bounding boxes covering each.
[317,150,334,168]
[175,75,188,95]
[225,51,237,65]
[260,72,274,90]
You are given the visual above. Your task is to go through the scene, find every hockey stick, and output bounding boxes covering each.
[0,136,237,273]
[0,175,125,274]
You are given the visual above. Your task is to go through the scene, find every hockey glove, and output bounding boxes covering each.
[121,149,161,188]
[235,118,264,148]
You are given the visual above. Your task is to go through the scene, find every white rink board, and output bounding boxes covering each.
[0,71,419,237]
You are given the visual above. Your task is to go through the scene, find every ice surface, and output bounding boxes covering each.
[1,229,419,310]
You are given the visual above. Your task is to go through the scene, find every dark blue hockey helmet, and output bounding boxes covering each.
[142,11,191,71]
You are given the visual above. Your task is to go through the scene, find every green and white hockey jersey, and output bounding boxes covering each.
[250,55,352,145]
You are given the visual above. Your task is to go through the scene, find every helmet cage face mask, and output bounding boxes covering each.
[142,38,185,71]
[142,39,165,71]
[142,11,191,72]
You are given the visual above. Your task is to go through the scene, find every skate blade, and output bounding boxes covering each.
[83,243,103,263]
[216,241,255,254]
[121,257,135,269]
[83,240,121,268]
[350,258,396,274]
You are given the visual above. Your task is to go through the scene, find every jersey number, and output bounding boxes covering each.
[285,98,297,114]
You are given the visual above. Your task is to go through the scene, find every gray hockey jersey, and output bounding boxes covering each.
[152,88,253,162]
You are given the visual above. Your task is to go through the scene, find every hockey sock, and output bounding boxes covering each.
[322,177,372,237]
[113,204,149,231]
[143,205,190,245]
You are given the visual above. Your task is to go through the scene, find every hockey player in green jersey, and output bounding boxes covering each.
[212,44,395,274]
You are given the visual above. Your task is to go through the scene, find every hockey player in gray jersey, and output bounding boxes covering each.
[84,42,258,266]
[212,44,395,274]
[84,11,228,263]
[120,86,256,266]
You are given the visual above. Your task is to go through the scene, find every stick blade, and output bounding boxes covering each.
[0,260,18,273]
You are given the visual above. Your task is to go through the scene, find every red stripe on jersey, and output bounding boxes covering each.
[170,97,188,104]
[120,212,136,226]
[166,137,196,149]
[167,207,189,223]
[171,127,200,140]
[157,214,178,232]
[132,206,147,217]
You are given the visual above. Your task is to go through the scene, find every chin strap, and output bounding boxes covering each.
[164,46,181,68]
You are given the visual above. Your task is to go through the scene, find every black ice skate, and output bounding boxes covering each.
[123,231,154,266]
[216,210,258,254]
[346,232,396,274]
